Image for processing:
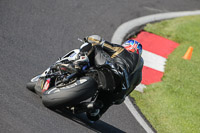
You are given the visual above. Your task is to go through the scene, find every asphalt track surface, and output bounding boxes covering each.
[0,0,200,132]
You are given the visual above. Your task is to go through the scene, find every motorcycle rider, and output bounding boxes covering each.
[65,35,143,121]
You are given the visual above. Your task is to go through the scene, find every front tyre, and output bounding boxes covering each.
[42,76,98,108]
[26,81,37,92]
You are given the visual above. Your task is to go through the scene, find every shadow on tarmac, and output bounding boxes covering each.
[53,108,125,133]
[26,87,125,132]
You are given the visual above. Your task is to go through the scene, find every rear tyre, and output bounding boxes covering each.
[26,82,37,92]
[86,112,101,121]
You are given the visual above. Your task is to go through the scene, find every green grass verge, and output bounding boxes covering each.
[130,15,200,133]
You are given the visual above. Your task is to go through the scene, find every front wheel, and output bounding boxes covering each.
[42,76,98,108]
[26,81,37,92]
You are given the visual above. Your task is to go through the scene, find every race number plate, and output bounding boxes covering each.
[42,78,51,92]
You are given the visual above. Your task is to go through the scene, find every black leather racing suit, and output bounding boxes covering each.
[80,40,143,119]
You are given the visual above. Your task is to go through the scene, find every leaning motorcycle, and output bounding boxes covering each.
[26,42,119,121]
[26,39,143,121]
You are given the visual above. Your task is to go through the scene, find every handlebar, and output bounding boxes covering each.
[45,71,61,78]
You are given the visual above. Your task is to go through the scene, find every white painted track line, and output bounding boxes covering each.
[124,97,154,133]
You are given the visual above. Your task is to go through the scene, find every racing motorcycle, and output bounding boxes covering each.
[26,39,120,121]
[27,38,143,121]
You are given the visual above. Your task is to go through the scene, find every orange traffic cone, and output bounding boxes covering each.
[183,46,193,60]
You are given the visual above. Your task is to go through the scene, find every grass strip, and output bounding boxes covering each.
[130,15,200,133]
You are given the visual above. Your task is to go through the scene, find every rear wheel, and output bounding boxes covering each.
[86,112,101,121]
